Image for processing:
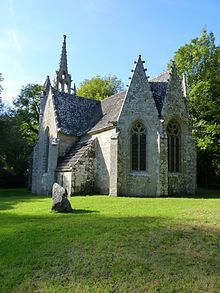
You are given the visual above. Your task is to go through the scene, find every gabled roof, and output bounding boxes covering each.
[48,69,171,136]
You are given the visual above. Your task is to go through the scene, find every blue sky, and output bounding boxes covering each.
[1,0,220,104]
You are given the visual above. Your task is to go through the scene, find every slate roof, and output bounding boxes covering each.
[89,91,126,133]
[50,71,170,136]
[52,88,102,136]
[149,71,170,117]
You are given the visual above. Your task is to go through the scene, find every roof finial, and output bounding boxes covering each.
[127,54,148,88]
[54,35,73,95]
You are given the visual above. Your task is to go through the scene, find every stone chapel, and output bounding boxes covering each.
[31,35,196,196]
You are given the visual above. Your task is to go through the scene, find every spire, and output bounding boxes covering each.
[54,35,73,95]
[59,35,68,73]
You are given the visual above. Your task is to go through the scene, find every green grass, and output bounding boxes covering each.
[0,189,220,293]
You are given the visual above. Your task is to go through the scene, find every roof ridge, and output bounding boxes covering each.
[51,86,100,103]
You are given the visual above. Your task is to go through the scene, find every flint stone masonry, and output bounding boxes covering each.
[31,36,196,196]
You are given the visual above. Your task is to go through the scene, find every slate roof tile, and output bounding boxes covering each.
[149,71,170,116]
[52,88,102,136]
[89,91,126,133]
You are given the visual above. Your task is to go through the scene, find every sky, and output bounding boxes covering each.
[1,0,220,104]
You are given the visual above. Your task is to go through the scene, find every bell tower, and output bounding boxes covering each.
[54,35,74,94]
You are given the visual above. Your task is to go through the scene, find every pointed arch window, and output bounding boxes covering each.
[131,122,146,171]
[167,120,181,172]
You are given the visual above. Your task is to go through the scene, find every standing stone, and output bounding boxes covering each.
[51,182,73,213]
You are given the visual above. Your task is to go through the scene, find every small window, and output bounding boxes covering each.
[131,122,146,171]
[167,120,181,172]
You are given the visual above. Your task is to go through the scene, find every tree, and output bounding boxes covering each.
[171,28,220,186]
[12,83,42,144]
[77,75,124,100]
[0,83,42,187]
[0,114,31,187]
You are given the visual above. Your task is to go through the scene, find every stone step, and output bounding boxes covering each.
[56,139,94,171]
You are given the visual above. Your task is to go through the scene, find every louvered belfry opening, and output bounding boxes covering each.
[167,120,181,172]
[131,122,146,171]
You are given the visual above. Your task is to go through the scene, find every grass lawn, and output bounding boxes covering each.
[0,189,220,293]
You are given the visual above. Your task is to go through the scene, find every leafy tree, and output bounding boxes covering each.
[0,83,42,187]
[0,76,30,187]
[0,114,31,187]
[12,83,42,144]
[77,75,124,100]
[171,28,220,186]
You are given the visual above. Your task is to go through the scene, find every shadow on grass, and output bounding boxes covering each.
[52,209,99,214]
[0,209,220,292]
[0,189,99,215]
[167,188,220,199]
[0,188,37,198]
[72,209,99,214]
[0,189,47,211]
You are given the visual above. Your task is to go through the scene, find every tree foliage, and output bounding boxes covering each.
[0,83,42,187]
[12,83,42,144]
[77,75,124,100]
[0,114,31,187]
[172,28,220,186]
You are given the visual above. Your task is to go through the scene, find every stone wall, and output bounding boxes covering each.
[117,56,160,196]
[55,171,72,195]
[32,90,59,195]
[90,129,116,194]
[162,67,196,195]
[159,129,168,196]
[58,132,78,157]
[71,140,96,194]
